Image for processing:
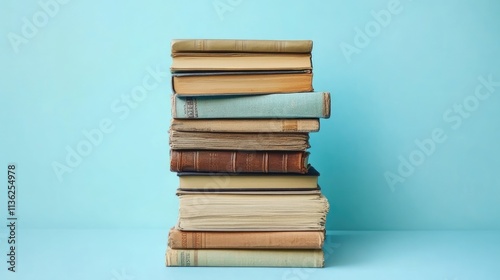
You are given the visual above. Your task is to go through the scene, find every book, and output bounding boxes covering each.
[172,71,313,95]
[169,131,310,151]
[172,92,331,119]
[171,39,313,54]
[168,228,325,249]
[170,150,310,173]
[171,52,312,72]
[176,191,329,231]
[170,119,320,133]
[166,248,324,267]
[177,166,319,190]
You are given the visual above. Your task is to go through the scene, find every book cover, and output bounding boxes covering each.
[177,166,319,190]
[166,247,324,267]
[168,228,325,249]
[171,52,312,72]
[170,119,320,133]
[171,39,313,54]
[170,150,310,173]
[172,92,331,119]
[169,131,310,151]
[171,71,313,95]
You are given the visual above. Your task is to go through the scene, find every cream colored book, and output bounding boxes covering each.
[176,192,329,231]
[172,71,313,95]
[166,247,324,267]
[171,52,312,72]
[170,119,320,133]
[177,166,319,190]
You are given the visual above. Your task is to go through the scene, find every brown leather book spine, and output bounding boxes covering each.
[168,228,324,249]
[170,150,308,173]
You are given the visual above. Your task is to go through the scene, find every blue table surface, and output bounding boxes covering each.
[1,229,499,280]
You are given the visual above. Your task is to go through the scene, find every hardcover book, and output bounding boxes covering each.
[171,52,312,72]
[167,228,325,249]
[172,92,331,119]
[171,39,313,54]
[170,150,310,173]
[177,166,319,191]
[169,131,310,151]
[172,71,313,95]
[170,119,320,133]
[166,248,324,267]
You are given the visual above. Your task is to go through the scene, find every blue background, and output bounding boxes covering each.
[1,0,500,233]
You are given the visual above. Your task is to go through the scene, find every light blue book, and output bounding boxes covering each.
[172,92,330,119]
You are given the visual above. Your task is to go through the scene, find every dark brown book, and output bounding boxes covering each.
[170,150,309,173]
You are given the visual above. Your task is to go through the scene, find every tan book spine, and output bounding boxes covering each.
[170,119,320,133]
[165,248,324,267]
[171,53,312,71]
[171,39,313,53]
[172,72,313,95]
[168,229,324,249]
[170,150,309,173]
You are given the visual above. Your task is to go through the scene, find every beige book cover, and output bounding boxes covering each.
[171,39,313,53]
[172,71,313,95]
[170,119,320,133]
[171,52,312,72]
[177,166,319,190]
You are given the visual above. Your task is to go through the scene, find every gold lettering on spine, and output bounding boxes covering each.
[231,152,236,172]
[263,152,269,172]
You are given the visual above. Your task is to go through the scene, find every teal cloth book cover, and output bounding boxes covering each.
[172,92,331,119]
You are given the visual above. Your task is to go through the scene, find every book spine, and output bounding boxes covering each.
[172,92,331,119]
[169,131,309,151]
[170,119,320,133]
[170,150,309,173]
[168,229,324,249]
[171,39,313,53]
[166,248,324,267]
[172,72,313,95]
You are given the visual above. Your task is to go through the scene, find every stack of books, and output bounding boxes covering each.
[166,39,331,268]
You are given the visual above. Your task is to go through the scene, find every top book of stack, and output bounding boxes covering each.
[170,39,314,96]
